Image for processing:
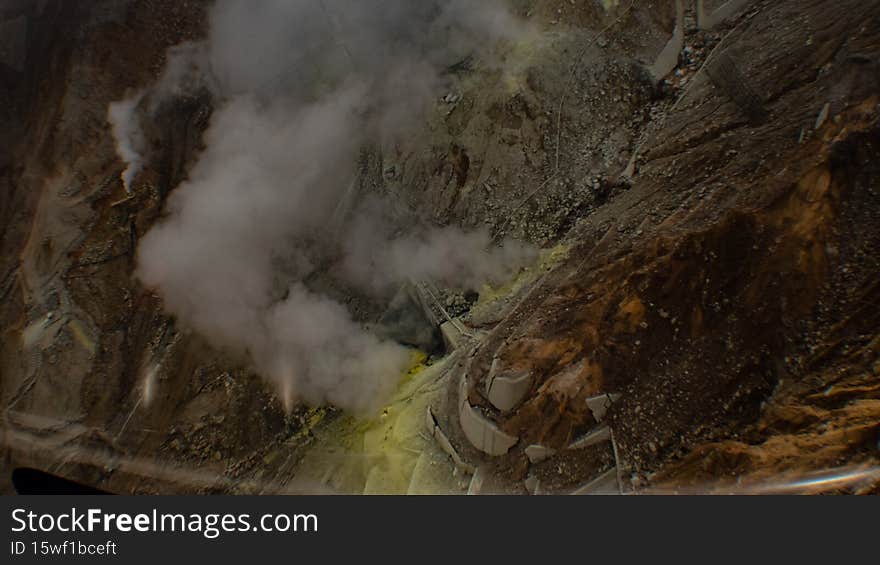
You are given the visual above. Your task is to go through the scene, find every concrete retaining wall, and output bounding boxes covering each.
[651,0,756,82]
[571,467,620,495]
[458,375,518,456]
[567,425,611,450]
[485,357,532,412]
[425,406,475,474]
[649,0,685,82]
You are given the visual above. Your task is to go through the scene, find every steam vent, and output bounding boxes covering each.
[2,0,879,495]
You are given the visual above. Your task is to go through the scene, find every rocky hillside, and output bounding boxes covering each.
[1,0,878,494]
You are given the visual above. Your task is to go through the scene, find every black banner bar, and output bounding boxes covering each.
[0,496,875,563]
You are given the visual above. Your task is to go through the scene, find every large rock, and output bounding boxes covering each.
[586,393,621,423]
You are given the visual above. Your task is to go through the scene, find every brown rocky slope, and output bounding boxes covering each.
[1,0,878,494]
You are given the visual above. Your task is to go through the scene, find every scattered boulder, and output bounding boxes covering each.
[586,393,621,423]
[525,444,557,464]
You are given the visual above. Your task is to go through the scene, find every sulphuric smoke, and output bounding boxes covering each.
[119,0,534,415]
[107,92,145,193]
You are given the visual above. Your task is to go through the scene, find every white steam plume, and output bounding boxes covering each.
[108,42,213,195]
[340,217,537,294]
[133,0,533,415]
[108,91,145,193]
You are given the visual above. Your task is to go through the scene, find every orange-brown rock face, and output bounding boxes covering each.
[454,0,880,493]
